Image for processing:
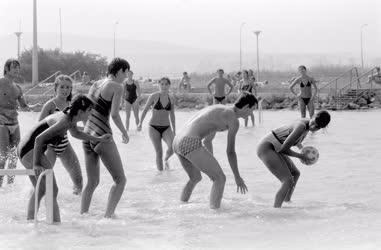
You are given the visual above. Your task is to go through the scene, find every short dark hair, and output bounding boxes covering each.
[183,72,187,75]
[217,69,224,73]
[54,74,73,101]
[159,77,171,85]
[298,65,307,71]
[63,94,93,119]
[108,58,130,77]
[4,58,20,75]
[315,110,330,128]
[234,92,258,109]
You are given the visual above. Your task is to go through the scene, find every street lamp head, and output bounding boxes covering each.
[240,22,246,28]
[253,30,261,36]
[361,24,368,29]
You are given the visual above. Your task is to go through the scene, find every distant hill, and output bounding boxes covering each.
[1,32,380,77]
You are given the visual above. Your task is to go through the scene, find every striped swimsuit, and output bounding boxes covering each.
[84,84,112,150]
[261,120,309,152]
[48,101,70,155]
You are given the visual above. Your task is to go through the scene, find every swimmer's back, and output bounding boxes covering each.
[181,105,234,138]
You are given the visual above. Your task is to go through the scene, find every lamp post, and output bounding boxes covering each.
[239,22,246,71]
[360,24,367,69]
[59,8,63,51]
[113,21,119,58]
[253,30,261,81]
[32,0,38,85]
[14,22,22,59]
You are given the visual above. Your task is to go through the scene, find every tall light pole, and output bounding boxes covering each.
[14,22,22,59]
[253,30,261,81]
[360,24,367,69]
[239,22,246,71]
[59,8,63,51]
[113,21,119,58]
[32,0,38,85]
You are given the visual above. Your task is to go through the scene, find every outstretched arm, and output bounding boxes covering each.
[16,85,41,111]
[34,120,67,170]
[138,93,155,129]
[226,115,247,194]
[69,125,111,142]
[278,122,307,160]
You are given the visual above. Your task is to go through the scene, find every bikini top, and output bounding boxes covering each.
[300,80,312,88]
[153,96,171,111]
[52,100,68,112]
[241,83,253,92]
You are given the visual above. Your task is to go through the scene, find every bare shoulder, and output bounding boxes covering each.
[309,76,317,83]
[293,76,302,83]
[42,99,55,109]
[14,83,23,95]
[0,77,9,85]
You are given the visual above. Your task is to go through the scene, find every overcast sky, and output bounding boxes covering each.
[1,0,380,55]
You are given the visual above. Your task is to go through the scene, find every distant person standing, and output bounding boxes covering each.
[289,65,318,118]
[248,69,259,96]
[233,71,243,93]
[207,69,234,104]
[123,70,141,131]
[239,70,256,127]
[138,77,176,171]
[0,59,41,187]
[179,72,191,93]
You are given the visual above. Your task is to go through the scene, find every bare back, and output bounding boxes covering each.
[180,105,237,138]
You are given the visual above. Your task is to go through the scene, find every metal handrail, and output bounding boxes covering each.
[42,69,82,96]
[318,67,358,91]
[69,70,81,81]
[336,67,379,101]
[316,67,359,108]
[24,71,61,95]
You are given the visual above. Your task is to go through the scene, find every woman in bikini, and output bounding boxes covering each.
[138,77,176,171]
[289,65,318,118]
[18,95,110,223]
[257,110,330,208]
[123,70,141,131]
[38,75,83,195]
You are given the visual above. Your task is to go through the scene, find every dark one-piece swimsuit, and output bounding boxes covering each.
[124,81,138,105]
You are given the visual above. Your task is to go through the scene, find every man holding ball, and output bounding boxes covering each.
[256,110,331,208]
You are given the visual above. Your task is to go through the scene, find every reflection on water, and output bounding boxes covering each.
[0,110,380,250]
